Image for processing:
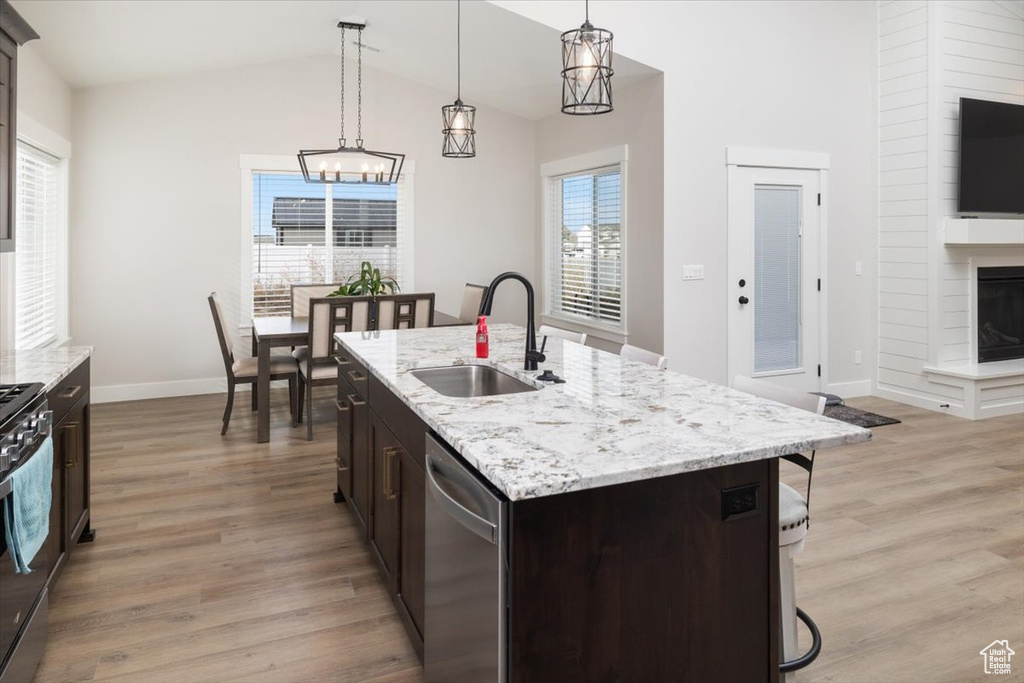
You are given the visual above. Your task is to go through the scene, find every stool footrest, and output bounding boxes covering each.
[780,607,822,674]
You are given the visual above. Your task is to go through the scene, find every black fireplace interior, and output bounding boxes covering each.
[978,266,1024,363]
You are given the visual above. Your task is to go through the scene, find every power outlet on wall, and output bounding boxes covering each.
[855,261,863,276]
[854,350,862,365]
[682,265,705,281]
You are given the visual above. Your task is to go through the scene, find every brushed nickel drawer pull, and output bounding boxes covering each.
[59,385,82,400]
[348,394,366,407]
[383,447,398,501]
[64,422,79,468]
[335,355,351,367]
[335,400,350,413]
[347,370,366,383]
[335,457,350,472]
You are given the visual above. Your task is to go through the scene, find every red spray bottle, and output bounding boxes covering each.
[476,316,489,359]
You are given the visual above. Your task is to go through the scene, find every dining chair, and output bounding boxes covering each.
[290,283,347,363]
[208,292,297,435]
[537,324,587,348]
[619,344,668,370]
[458,283,489,324]
[732,375,826,681]
[290,283,347,317]
[298,296,374,440]
[375,293,436,330]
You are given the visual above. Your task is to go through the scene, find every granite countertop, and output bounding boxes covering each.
[335,324,871,501]
[0,346,93,393]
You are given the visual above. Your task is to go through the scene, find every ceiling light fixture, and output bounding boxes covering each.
[298,21,404,184]
[441,0,476,158]
[560,0,614,115]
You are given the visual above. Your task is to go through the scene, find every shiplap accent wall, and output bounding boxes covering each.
[877,1,957,405]
[876,0,1024,416]
[938,0,1024,364]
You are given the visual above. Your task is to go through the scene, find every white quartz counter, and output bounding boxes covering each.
[335,325,871,501]
[0,346,92,393]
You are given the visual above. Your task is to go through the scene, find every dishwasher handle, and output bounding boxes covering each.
[425,453,498,545]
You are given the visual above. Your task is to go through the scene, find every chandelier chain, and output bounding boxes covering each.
[457,0,461,101]
[339,25,345,142]
[357,27,363,144]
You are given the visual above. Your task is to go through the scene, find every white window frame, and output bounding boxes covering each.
[540,145,628,343]
[238,154,416,335]
[4,114,71,350]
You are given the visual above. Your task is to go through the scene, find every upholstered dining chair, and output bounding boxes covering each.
[298,296,374,440]
[208,293,298,435]
[620,344,668,370]
[732,375,826,681]
[290,283,347,362]
[374,293,436,330]
[459,283,489,323]
[537,324,587,349]
[290,283,347,317]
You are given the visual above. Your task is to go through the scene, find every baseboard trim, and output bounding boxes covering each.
[825,380,871,398]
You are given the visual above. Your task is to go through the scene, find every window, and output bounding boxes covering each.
[543,152,625,333]
[245,164,411,318]
[15,141,66,349]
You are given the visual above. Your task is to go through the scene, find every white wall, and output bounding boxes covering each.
[874,0,1024,417]
[533,75,664,354]
[69,54,537,399]
[495,0,879,391]
[0,42,74,351]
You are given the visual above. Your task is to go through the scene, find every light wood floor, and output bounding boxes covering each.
[31,392,1023,683]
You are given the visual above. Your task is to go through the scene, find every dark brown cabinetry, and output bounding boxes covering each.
[45,359,94,587]
[336,352,426,657]
[0,0,38,253]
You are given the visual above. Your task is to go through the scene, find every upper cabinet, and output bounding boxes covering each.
[0,0,38,253]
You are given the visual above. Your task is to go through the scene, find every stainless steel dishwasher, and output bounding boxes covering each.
[424,434,508,683]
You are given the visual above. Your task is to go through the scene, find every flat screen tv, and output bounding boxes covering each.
[958,97,1024,214]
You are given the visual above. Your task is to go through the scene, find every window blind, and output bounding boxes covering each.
[15,142,61,349]
[546,165,623,328]
[753,185,801,373]
[250,172,406,316]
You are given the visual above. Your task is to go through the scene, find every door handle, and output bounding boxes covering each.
[738,296,749,305]
[425,453,498,544]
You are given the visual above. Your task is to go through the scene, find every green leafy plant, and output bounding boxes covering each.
[326,261,400,298]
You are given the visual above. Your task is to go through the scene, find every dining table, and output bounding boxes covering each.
[249,310,466,443]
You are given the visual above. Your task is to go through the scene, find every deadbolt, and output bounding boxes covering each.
[738,279,746,287]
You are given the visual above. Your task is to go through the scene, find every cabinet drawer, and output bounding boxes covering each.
[48,358,90,425]
[335,350,369,401]
[369,373,428,469]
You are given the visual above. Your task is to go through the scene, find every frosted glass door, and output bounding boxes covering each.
[753,185,801,374]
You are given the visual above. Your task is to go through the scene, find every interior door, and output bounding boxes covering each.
[728,166,821,392]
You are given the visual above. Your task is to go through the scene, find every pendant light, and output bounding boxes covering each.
[298,21,405,184]
[560,0,614,115]
[441,0,476,158]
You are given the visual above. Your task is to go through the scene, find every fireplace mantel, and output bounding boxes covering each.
[944,218,1024,246]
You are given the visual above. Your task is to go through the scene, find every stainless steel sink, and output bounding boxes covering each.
[411,365,538,398]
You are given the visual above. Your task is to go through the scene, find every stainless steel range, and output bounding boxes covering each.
[0,382,52,683]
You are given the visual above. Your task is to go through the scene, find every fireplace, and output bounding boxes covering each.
[978,266,1024,363]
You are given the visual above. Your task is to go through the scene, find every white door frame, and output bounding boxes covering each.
[726,147,831,390]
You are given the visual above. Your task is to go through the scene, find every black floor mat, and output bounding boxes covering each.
[824,403,901,428]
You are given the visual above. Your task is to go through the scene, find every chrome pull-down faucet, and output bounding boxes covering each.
[478,272,546,371]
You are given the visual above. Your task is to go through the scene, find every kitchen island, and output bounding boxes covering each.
[333,324,870,682]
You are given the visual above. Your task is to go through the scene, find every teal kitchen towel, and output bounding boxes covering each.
[2,436,53,573]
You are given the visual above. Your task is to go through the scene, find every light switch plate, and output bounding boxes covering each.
[682,265,705,281]
[855,261,863,276]
[854,350,862,365]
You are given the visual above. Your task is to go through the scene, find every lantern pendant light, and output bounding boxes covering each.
[297,21,405,184]
[560,0,614,115]
[441,0,476,158]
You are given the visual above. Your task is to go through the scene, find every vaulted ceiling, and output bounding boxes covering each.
[12,0,659,120]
